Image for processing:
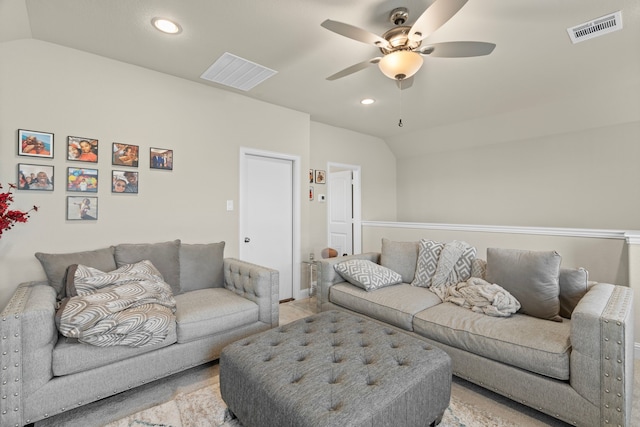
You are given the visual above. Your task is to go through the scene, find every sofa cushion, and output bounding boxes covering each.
[35,247,117,300]
[559,267,589,318]
[114,240,181,294]
[52,323,177,376]
[413,302,571,380]
[334,259,402,291]
[380,238,418,283]
[179,242,225,292]
[485,248,562,322]
[329,283,442,331]
[174,288,259,343]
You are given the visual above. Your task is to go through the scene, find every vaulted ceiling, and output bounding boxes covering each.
[2,0,638,143]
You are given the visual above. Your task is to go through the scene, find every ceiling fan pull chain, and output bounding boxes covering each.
[398,79,404,127]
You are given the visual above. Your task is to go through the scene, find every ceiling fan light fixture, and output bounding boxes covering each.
[378,50,423,80]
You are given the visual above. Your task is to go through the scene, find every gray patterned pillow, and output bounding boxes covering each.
[334,259,402,291]
[411,240,444,288]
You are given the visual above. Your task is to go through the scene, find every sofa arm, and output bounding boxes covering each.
[317,252,380,307]
[223,258,279,328]
[570,283,634,427]
[1,281,58,427]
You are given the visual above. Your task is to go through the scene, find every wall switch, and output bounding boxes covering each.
[226,200,234,211]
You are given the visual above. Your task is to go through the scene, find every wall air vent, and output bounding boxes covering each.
[200,52,277,91]
[567,11,622,44]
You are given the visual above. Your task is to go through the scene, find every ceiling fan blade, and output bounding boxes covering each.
[321,19,391,49]
[396,76,414,90]
[408,0,468,42]
[326,58,381,81]
[418,41,495,57]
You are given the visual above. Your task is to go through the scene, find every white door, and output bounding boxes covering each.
[241,153,294,301]
[328,170,353,256]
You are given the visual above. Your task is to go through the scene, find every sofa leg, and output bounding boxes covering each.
[430,413,443,426]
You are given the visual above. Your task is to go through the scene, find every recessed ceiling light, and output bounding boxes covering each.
[152,18,182,34]
[361,98,375,105]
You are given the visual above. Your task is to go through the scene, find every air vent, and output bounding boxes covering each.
[200,52,277,91]
[567,11,622,44]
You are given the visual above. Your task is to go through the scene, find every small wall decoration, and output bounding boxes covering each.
[150,148,173,170]
[67,167,98,192]
[67,196,98,221]
[68,136,98,163]
[309,186,314,201]
[18,163,54,191]
[18,129,54,158]
[309,169,314,183]
[112,170,138,193]
[112,143,139,167]
[314,169,326,184]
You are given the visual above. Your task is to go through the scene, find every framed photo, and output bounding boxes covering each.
[18,129,54,158]
[150,148,173,170]
[314,169,326,184]
[309,186,314,201]
[67,196,98,221]
[112,143,139,167]
[18,163,54,191]
[309,169,314,183]
[67,136,98,163]
[67,167,98,192]
[112,170,138,193]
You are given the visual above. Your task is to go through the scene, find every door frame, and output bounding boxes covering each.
[327,162,362,254]
[239,147,301,299]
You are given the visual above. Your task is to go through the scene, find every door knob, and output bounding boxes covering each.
[244,237,250,243]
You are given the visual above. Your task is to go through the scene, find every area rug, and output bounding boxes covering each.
[104,382,518,427]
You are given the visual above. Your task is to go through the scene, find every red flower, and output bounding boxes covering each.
[0,183,38,238]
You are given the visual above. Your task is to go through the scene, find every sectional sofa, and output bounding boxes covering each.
[317,238,635,427]
[0,239,279,427]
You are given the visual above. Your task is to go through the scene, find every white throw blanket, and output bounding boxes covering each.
[429,241,520,317]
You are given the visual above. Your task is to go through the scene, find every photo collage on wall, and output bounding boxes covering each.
[16,129,173,221]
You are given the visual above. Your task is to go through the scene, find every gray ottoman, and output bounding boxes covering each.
[220,310,451,427]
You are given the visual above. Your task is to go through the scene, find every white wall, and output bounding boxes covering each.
[308,122,397,262]
[0,39,313,309]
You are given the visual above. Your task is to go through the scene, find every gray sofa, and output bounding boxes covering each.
[317,239,635,427]
[0,239,279,427]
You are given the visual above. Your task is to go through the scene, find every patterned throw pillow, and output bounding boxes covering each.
[411,240,445,287]
[334,259,402,292]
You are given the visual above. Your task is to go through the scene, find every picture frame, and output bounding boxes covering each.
[309,186,314,201]
[67,196,98,221]
[67,136,98,163]
[67,167,98,192]
[112,170,139,194]
[150,148,173,170]
[309,169,314,183]
[18,129,54,158]
[314,169,326,184]
[18,163,54,191]
[112,143,139,167]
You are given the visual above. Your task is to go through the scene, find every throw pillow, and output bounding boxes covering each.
[113,240,181,294]
[179,242,225,293]
[411,240,444,288]
[471,258,487,280]
[334,259,402,291]
[35,247,117,300]
[380,238,419,283]
[485,248,562,322]
[559,267,589,318]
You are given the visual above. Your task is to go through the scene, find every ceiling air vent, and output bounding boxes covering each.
[567,11,622,44]
[200,52,277,91]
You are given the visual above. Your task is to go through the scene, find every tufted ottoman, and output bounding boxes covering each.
[220,310,452,427]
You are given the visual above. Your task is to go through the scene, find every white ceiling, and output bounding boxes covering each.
[2,0,638,141]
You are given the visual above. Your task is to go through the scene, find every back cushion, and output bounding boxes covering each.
[114,240,181,294]
[179,242,226,293]
[559,267,589,318]
[380,238,419,283]
[35,247,116,300]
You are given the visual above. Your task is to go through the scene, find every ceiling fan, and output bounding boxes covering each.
[321,0,495,89]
